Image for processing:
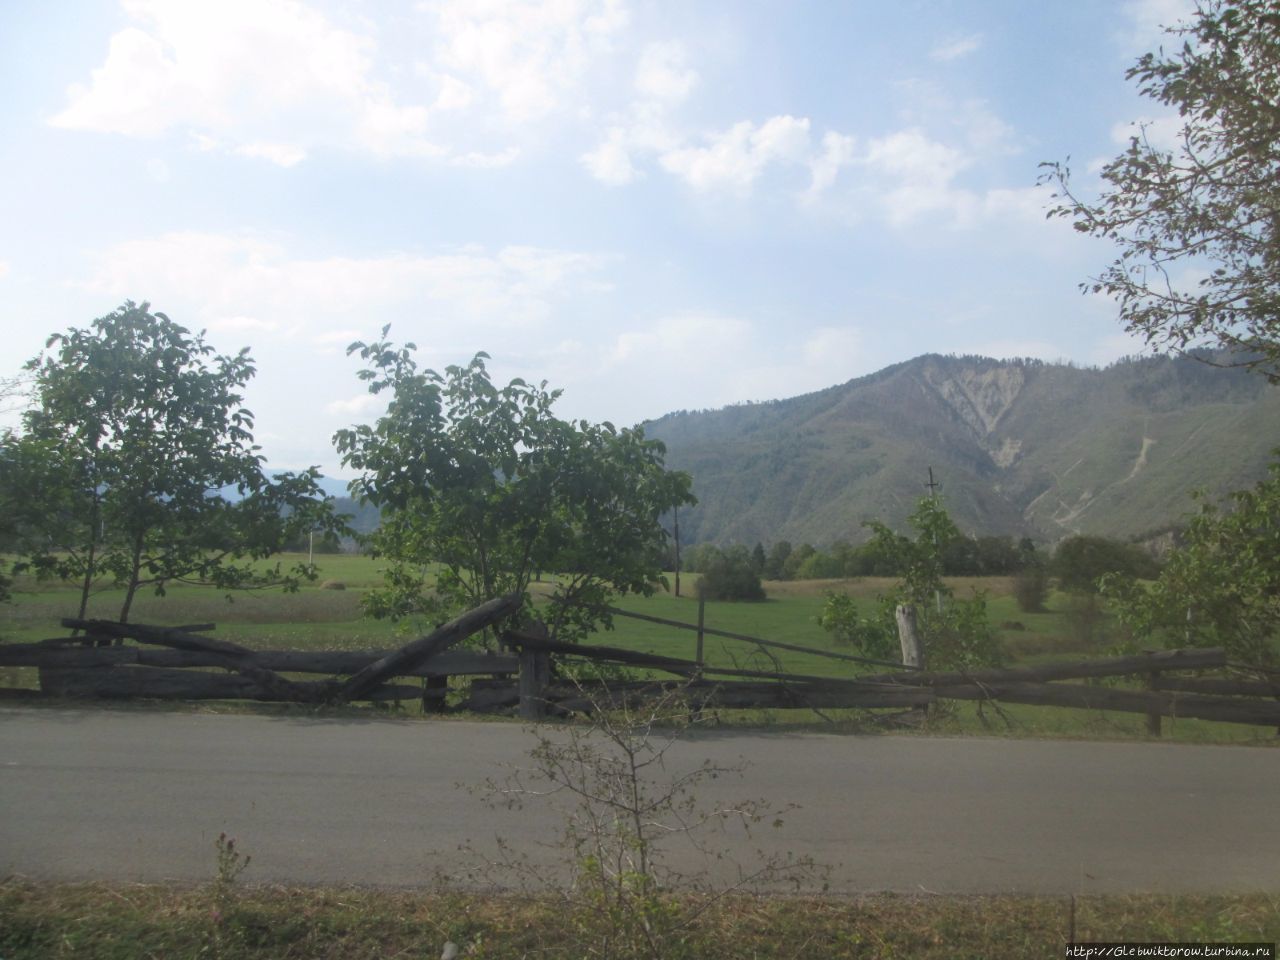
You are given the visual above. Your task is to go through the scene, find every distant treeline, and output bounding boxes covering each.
[679,534,1160,587]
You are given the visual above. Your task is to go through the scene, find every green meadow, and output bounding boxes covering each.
[2,553,1275,745]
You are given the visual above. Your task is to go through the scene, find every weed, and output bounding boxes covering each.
[466,679,826,959]
[207,832,252,957]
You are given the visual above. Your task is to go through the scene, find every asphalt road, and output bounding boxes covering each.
[2,707,1277,894]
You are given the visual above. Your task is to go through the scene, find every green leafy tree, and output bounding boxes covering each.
[780,543,816,581]
[795,549,843,580]
[333,334,694,641]
[696,545,765,602]
[819,497,1001,669]
[1042,0,1280,381]
[0,302,340,623]
[763,540,792,580]
[1052,535,1160,595]
[1102,457,1280,664]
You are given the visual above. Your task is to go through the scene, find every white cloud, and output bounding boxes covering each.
[930,33,983,62]
[0,261,10,280]
[325,393,384,416]
[1120,0,1196,53]
[660,115,814,192]
[426,0,628,124]
[861,128,970,225]
[607,314,752,368]
[449,146,521,168]
[634,40,697,101]
[581,126,639,185]
[431,73,475,112]
[1110,114,1183,152]
[81,232,610,338]
[234,141,309,167]
[51,0,441,163]
[805,131,856,203]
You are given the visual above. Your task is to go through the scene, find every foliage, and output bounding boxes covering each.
[780,543,816,580]
[1011,563,1050,614]
[1102,456,1280,664]
[1052,535,1160,594]
[333,333,694,641]
[818,497,1002,670]
[763,540,791,580]
[0,302,339,623]
[1042,0,1280,381]
[815,591,899,661]
[695,545,766,602]
[470,681,822,959]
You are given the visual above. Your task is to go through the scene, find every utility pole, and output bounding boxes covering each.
[673,504,681,598]
[925,466,941,500]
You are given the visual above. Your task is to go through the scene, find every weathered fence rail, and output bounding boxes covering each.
[3,593,1276,733]
[2,594,521,706]
[500,607,1279,731]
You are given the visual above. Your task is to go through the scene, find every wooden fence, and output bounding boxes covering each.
[1,594,1277,733]
[496,607,1280,732]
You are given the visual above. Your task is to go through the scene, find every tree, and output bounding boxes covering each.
[780,543,815,580]
[1052,535,1160,594]
[333,333,694,641]
[696,545,766,602]
[1,302,340,623]
[763,540,792,580]
[1102,456,1280,664]
[819,497,1002,670]
[1042,0,1280,381]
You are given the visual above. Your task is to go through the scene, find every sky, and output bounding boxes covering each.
[0,0,1196,480]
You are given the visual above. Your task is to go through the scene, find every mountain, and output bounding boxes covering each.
[643,353,1280,547]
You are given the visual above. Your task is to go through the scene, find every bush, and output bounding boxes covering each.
[1053,535,1160,594]
[696,547,765,601]
[1012,564,1050,613]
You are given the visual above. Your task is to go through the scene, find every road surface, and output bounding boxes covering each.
[2,707,1277,894]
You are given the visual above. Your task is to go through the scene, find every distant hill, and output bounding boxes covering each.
[643,353,1280,547]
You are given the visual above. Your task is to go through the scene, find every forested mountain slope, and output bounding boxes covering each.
[644,354,1280,546]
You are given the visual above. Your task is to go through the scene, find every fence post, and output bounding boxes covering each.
[518,621,551,720]
[1145,660,1162,737]
[423,674,448,713]
[896,603,927,719]
[895,604,924,669]
[695,594,706,669]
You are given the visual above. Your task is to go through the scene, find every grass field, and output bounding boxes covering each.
[2,880,1277,960]
[2,553,1276,744]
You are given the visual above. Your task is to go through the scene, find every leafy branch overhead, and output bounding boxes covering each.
[1041,0,1280,381]
[333,329,695,640]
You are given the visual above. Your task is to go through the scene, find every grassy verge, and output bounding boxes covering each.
[2,880,1277,960]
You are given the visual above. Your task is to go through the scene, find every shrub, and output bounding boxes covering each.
[1012,564,1050,613]
[696,547,765,601]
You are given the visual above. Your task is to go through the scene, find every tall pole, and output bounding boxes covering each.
[673,505,681,598]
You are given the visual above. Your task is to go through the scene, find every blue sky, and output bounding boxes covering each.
[0,0,1194,479]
